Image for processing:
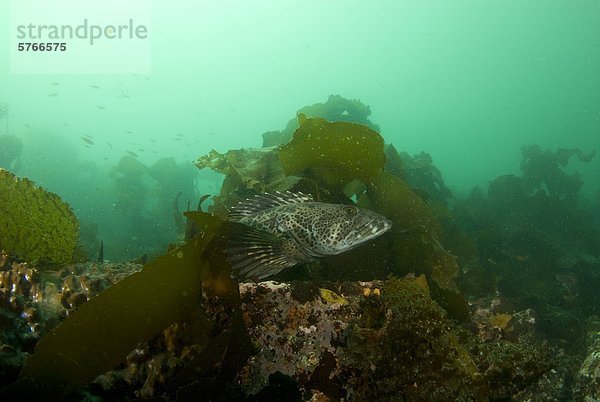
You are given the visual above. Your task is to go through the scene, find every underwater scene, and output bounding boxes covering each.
[1,1,600,401]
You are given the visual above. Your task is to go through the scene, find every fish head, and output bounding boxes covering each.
[311,204,392,255]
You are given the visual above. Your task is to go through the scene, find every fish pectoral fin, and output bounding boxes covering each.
[225,226,298,281]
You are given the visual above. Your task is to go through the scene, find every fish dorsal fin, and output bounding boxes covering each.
[229,191,313,219]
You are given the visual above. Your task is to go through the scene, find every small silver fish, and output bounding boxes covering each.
[225,191,392,280]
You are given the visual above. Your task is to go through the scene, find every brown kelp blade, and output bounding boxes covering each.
[10,212,224,398]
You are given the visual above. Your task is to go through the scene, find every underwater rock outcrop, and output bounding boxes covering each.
[198,114,469,319]
[3,260,555,400]
[338,276,485,400]
[453,145,599,362]
[0,169,79,266]
[60,276,556,399]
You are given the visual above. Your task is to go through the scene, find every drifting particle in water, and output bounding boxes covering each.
[48,93,59,97]
[96,105,106,110]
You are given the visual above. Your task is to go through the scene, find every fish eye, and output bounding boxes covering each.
[343,205,358,216]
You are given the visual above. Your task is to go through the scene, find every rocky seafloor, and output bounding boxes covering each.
[1,252,599,401]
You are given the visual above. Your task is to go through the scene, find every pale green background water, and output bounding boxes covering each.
[0,0,598,258]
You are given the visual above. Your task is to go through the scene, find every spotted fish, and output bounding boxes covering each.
[225,191,392,280]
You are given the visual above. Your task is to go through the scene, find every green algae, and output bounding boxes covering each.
[0,169,78,266]
[279,114,385,189]
[319,288,349,306]
[14,211,225,397]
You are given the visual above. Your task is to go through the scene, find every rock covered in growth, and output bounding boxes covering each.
[234,277,551,400]
[0,251,44,384]
[1,261,558,400]
[237,280,354,397]
[575,323,600,401]
[0,252,142,389]
[338,276,486,400]
[0,169,79,266]
[54,262,144,313]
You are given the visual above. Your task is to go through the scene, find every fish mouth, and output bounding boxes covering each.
[342,218,392,248]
